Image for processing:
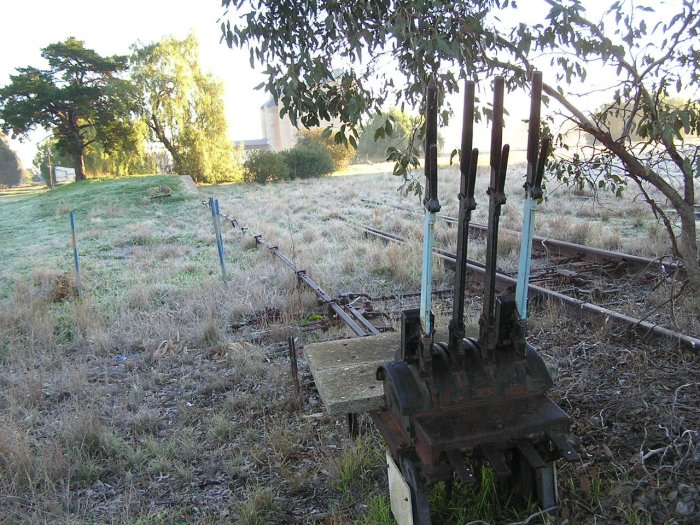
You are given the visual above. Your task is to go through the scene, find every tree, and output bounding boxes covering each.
[82,119,157,176]
[130,35,241,183]
[0,37,133,181]
[220,0,700,291]
[356,108,416,161]
[0,133,22,187]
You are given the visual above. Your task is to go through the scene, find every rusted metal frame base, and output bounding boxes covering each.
[373,394,569,483]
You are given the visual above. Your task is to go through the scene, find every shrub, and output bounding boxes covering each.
[297,128,355,170]
[282,141,334,179]
[197,142,245,184]
[243,150,290,183]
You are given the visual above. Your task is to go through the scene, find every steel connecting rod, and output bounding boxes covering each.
[448,80,479,355]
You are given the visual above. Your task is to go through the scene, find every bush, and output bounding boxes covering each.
[297,128,355,170]
[243,150,290,184]
[199,143,245,184]
[282,141,334,179]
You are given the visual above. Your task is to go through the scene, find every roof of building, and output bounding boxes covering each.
[235,139,272,151]
[261,97,277,109]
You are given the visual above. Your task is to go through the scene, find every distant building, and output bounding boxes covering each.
[54,166,76,183]
[235,138,272,151]
[260,98,299,151]
[242,95,342,152]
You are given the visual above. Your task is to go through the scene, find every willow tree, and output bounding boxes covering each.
[220,0,700,291]
[130,34,239,183]
[0,38,133,181]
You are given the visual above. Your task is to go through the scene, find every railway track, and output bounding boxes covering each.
[204,200,383,338]
[360,198,683,278]
[340,218,700,353]
[202,199,698,352]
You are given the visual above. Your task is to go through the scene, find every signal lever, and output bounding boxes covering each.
[416,83,440,375]
[478,77,511,360]
[515,71,550,325]
[447,81,479,358]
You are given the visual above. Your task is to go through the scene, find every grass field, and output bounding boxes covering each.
[0,169,698,524]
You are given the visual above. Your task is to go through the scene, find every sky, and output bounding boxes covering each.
[0,0,268,167]
[1,0,563,169]
[1,0,618,170]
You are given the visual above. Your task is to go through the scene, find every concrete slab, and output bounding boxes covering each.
[306,332,398,416]
[306,332,398,370]
[312,363,386,415]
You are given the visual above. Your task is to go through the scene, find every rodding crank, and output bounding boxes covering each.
[372,74,578,524]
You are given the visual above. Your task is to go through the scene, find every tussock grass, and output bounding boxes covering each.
[329,434,385,500]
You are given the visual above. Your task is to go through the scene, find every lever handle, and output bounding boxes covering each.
[532,135,550,200]
[460,81,475,189]
[467,147,478,203]
[497,144,510,195]
[526,71,543,187]
[424,83,440,213]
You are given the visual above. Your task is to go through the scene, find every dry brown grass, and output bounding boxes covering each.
[0,171,696,524]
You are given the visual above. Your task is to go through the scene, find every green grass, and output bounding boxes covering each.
[330,435,384,499]
[355,496,393,524]
[0,175,197,301]
[429,469,538,524]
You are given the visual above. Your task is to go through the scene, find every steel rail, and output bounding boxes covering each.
[359,198,682,276]
[342,219,700,353]
[201,201,371,337]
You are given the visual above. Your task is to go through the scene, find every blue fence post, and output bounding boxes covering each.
[69,211,82,298]
[210,198,227,281]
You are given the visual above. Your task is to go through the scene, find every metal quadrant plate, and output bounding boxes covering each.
[387,452,414,525]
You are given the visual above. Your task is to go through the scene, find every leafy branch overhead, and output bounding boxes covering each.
[221,0,700,292]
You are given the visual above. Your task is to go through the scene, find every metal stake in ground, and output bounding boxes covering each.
[69,211,82,298]
[287,336,300,396]
[209,197,227,281]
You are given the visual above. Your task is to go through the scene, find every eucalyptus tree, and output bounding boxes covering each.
[0,37,133,181]
[130,34,238,183]
[220,0,700,290]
